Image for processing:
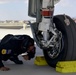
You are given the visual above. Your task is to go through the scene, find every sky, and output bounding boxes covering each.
[54,0,76,18]
[0,0,75,20]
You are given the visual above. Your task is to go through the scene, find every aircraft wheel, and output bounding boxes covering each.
[43,15,76,67]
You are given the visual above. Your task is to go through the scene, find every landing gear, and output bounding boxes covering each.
[43,15,76,67]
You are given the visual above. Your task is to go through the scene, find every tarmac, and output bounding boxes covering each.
[0,27,76,75]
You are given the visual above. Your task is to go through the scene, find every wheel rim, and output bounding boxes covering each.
[47,35,64,59]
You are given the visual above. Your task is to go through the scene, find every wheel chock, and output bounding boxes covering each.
[34,56,48,66]
[56,61,76,73]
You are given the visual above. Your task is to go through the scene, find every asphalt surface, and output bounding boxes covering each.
[0,27,76,75]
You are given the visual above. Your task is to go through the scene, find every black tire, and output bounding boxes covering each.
[43,15,76,68]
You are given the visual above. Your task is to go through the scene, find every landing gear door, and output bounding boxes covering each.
[28,0,37,18]
[28,0,42,22]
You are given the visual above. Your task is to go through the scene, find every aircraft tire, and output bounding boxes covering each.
[43,15,76,67]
